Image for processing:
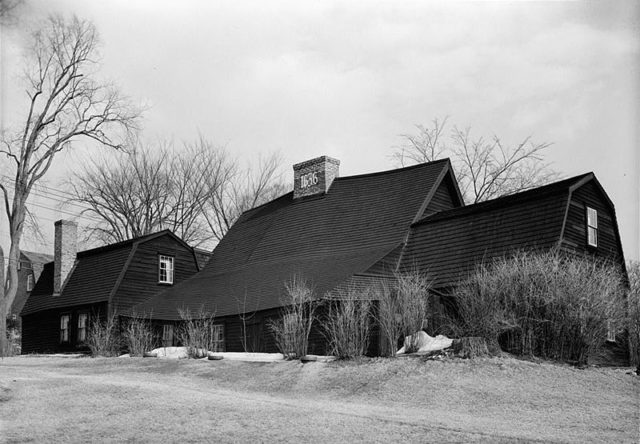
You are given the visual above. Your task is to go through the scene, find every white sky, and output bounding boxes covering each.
[1,0,639,260]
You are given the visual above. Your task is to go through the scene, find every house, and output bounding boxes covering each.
[131,156,465,354]
[20,221,201,354]
[133,156,626,358]
[8,250,53,330]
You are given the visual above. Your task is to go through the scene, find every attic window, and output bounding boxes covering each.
[159,255,174,284]
[27,274,34,292]
[586,207,598,248]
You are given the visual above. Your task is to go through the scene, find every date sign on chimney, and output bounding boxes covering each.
[300,172,319,189]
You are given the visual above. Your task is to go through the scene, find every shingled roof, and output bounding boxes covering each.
[400,173,597,288]
[21,230,192,316]
[133,159,460,320]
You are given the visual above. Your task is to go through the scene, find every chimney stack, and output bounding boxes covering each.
[293,155,340,199]
[54,220,77,295]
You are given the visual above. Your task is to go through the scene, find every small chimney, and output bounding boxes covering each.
[293,155,340,199]
[54,220,77,295]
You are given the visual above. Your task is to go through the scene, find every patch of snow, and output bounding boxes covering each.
[397,331,454,355]
[118,353,131,358]
[150,347,189,359]
[207,352,286,362]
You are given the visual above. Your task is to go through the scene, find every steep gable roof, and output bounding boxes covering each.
[21,230,190,316]
[401,173,593,288]
[21,251,53,265]
[134,159,458,319]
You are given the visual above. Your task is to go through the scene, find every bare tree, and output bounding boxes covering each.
[70,138,288,249]
[393,117,557,203]
[0,15,139,354]
[0,0,22,25]
[69,138,217,247]
[202,152,288,242]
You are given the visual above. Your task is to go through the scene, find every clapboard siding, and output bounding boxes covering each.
[562,181,623,263]
[112,237,199,314]
[403,189,567,287]
[424,174,460,216]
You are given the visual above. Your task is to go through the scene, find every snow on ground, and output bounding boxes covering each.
[396,331,453,355]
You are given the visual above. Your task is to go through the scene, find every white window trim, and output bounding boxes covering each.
[60,314,70,343]
[158,255,174,284]
[162,324,174,346]
[211,324,225,352]
[586,207,598,248]
[77,313,88,343]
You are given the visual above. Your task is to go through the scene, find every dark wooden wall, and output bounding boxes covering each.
[21,302,107,354]
[562,181,624,264]
[112,237,199,314]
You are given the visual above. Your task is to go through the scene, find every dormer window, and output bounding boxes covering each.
[159,255,174,284]
[586,207,598,248]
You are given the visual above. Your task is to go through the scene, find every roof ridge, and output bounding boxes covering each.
[335,158,451,182]
[77,229,175,257]
[414,173,593,226]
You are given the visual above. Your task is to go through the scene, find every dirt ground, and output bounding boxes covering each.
[0,355,638,443]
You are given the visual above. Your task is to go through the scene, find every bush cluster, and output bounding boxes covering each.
[451,251,626,365]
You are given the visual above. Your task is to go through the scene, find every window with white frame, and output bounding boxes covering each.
[586,207,598,247]
[162,324,174,346]
[158,255,174,284]
[606,320,616,342]
[77,313,88,343]
[27,274,34,292]
[211,324,225,352]
[60,314,70,343]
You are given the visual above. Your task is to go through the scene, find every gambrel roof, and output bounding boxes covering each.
[21,230,197,316]
[401,173,626,288]
[134,159,463,319]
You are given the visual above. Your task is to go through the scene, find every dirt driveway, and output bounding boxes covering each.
[1,356,638,443]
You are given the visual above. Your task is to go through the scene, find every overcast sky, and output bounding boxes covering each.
[1,0,639,260]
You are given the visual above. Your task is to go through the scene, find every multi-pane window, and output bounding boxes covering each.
[159,255,174,284]
[77,313,88,343]
[586,207,598,247]
[211,324,225,352]
[162,324,174,346]
[606,320,616,342]
[60,314,70,343]
[27,274,34,292]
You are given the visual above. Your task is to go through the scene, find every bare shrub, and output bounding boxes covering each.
[374,271,431,355]
[373,280,401,357]
[269,275,318,358]
[453,251,626,364]
[627,261,640,370]
[86,313,122,357]
[323,286,373,359]
[395,270,431,353]
[177,307,218,358]
[123,313,157,357]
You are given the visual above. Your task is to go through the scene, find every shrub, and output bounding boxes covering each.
[627,261,640,370]
[453,251,626,364]
[323,286,373,359]
[177,307,218,358]
[123,313,157,357]
[374,271,431,356]
[86,313,122,357]
[269,275,318,358]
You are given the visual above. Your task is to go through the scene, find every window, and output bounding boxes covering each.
[162,324,174,346]
[17,260,21,271]
[211,324,225,352]
[78,313,88,343]
[60,314,70,343]
[586,207,598,247]
[158,255,174,284]
[27,274,34,292]
[606,320,616,342]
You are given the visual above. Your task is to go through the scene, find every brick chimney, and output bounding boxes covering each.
[54,220,77,295]
[293,155,340,199]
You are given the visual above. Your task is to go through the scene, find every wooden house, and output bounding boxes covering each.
[133,157,626,358]
[20,222,201,354]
